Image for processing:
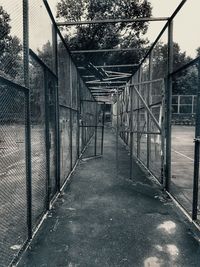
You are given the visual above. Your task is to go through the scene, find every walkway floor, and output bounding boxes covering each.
[18,128,200,267]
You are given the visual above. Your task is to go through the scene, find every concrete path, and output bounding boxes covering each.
[18,128,200,267]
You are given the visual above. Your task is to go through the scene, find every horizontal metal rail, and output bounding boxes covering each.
[57,17,169,26]
[133,78,164,86]
[0,75,29,93]
[79,125,104,128]
[119,130,161,135]
[59,104,78,112]
[29,49,58,80]
[78,64,139,69]
[86,81,126,84]
[170,56,200,76]
[72,48,147,53]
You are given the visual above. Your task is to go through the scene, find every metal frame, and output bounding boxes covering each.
[2,1,200,266]
[57,17,169,26]
[3,1,100,266]
[113,0,200,227]
[78,64,139,69]
[80,100,105,159]
[23,0,32,240]
[71,48,147,53]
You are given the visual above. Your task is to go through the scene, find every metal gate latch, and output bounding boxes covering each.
[193,137,200,143]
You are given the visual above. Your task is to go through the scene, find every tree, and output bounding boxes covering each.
[152,42,192,79]
[56,0,152,67]
[0,6,22,80]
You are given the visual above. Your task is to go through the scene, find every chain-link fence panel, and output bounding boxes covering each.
[46,71,57,198]
[57,35,71,107]
[29,57,47,228]
[0,79,27,266]
[171,64,198,216]
[29,0,54,73]
[71,62,78,110]
[59,106,71,186]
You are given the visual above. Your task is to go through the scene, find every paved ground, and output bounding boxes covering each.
[18,127,200,267]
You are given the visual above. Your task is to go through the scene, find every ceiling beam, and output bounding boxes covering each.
[71,48,147,53]
[89,86,124,89]
[57,17,169,26]
[86,81,126,84]
[78,64,138,69]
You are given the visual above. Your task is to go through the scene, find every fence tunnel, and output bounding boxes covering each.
[0,0,200,266]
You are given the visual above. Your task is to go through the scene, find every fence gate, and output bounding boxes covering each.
[80,100,105,160]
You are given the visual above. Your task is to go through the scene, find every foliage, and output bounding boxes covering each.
[150,41,198,95]
[56,0,152,66]
[0,6,22,80]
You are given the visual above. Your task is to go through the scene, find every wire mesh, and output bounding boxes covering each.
[47,71,57,198]
[29,0,54,72]
[29,56,47,227]
[171,64,198,215]
[0,81,27,266]
[59,107,71,186]
[71,62,78,110]
[0,2,99,266]
[57,35,71,107]
[113,74,164,182]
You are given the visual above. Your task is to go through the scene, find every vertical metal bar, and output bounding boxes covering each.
[137,70,141,158]
[23,0,32,240]
[101,102,105,155]
[161,79,166,185]
[70,108,73,170]
[69,60,73,170]
[147,52,153,169]
[165,20,173,191]
[44,69,51,210]
[116,88,119,177]
[80,100,84,152]
[77,81,80,158]
[52,24,60,192]
[192,59,200,220]
[94,103,98,156]
[178,95,180,114]
[130,83,134,179]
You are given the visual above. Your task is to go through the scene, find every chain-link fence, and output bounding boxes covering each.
[111,0,200,227]
[0,1,98,266]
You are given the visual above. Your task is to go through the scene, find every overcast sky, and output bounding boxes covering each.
[0,0,199,58]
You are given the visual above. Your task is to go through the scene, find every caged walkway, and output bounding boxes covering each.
[18,127,200,267]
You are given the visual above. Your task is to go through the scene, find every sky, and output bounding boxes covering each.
[0,0,199,58]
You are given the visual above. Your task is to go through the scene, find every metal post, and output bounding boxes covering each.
[23,0,32,240]
[101,102,105,155]
[70,108,73,170]
[77,81,80,158]
[44,69,51,210]
[165,20,173,192]
[192,59,200,220]
[147,52,153,168]
[116,88,119,177]
[52,24,60,192]
[130,83,134,179]
[137,70,141,158]
[94,103,98,156]
[161,79,166,185]
[70,60,73,170]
